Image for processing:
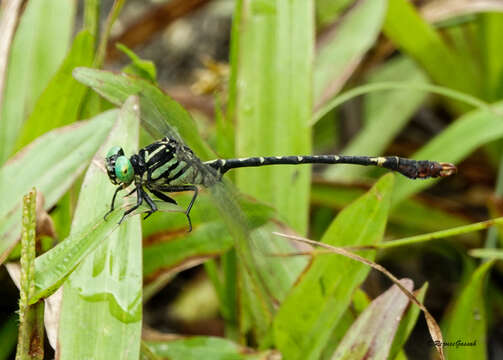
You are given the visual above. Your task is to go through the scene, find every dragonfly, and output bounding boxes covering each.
[104,106,456,231]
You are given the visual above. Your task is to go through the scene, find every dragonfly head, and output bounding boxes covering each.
[105,146,134,186]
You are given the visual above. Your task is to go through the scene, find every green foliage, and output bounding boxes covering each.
[58,96,142,359]
[1,1,503,359]
[0,0,75,164]
[443,261,494,360]
[274,174,393,360]
[234,0,313,234]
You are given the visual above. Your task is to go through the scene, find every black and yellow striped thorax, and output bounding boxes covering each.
[134,137,207,189]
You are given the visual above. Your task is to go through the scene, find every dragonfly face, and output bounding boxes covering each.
[104,140,201,230]
[105,146,135,186]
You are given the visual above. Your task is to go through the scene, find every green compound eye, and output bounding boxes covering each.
[114,156,134,184]
[106,146,123,159]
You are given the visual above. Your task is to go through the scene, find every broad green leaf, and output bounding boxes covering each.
[0,0,75,164]
[314,0,386,109]
[331,279,414,359]
[393,102,503,204]
[15,30,95,149]
[383,0,477,113]
[235,0,313,235]
[146,336,272,360]
[311,183,469,234]
[274,174,394,360]
[58,96,142,360]
[0,110,117,264]
[73,67,214,159]
[326,57,429,181]
[32,202,168,303]
[443,260,494,360]
[388,283,428,360]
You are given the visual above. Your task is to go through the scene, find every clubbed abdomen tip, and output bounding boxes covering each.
[439,162,457,177]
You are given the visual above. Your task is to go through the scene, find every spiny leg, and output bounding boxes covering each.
[104,186,123,221]
[163,185,199,232]
[119,184,144,224]
[148,188,178,206]
[142,191,158,220]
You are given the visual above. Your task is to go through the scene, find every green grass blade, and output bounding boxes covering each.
[469,248,503,260]
[0,111,117,264]
[392,102,503,204]
[235,0,314,235]
[16,189,44,360]
[313,81,489,124]
[95,0,125,68]
[314,0,387,109]
[273,174,394,360]
[83,0,99,38]
[58,96,142,359]
[311,182,469,235]
[0,0,76,164]
[383,0,477,113]
[479,13,503,101]
[315,0,353,29]
[73,67,214,159]
[325,57,429,181]
[15,30,95,150]
[140,341,162,360]
[380,217,503,250]
[116,43,157,83]
[443,260,494,360]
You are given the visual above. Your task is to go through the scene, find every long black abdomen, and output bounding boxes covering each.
[205,155,456,179]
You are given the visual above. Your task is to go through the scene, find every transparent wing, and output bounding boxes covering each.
[137,92,274,318]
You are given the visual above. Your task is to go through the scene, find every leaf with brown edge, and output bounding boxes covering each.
[331,279,414,359]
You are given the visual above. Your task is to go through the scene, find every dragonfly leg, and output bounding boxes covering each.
[104,186,123,221]
[163,185,198,232]
[142,191,158,220]
[119,184,144,224]
[123,187,137,198]
[148,189,178,205]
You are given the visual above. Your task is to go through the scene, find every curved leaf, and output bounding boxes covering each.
[274,174,394,360]
[15,30,95,150]
[0,110,117,264]
[0,0,76,164]
[58,96,142,360]
[314,0,387,109]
